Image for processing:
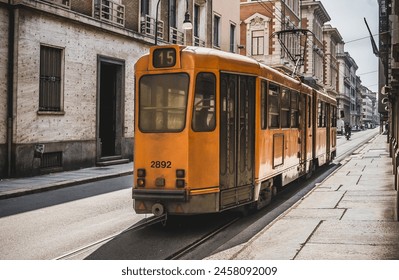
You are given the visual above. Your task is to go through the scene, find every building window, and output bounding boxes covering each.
[213,14,221,48]
[140,0,149,16]
[40,152,63,169]
[39,45,63,112]
[230,23,236,53]
[168,0,184,44]
[194,4,200,37]
[251,30,264,55]
[43,0,70,8]
[170,0,177,28]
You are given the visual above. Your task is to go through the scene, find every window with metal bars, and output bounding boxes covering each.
[40,152,63,169]
[43,0,70,7]
[39,46,63,112]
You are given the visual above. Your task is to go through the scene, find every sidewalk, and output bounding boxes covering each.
[208,133,399,260]
[0,162,133,200]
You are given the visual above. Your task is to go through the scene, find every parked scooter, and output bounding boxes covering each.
[344,123,351,140]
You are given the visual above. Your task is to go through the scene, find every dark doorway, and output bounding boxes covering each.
[98,58,124,160]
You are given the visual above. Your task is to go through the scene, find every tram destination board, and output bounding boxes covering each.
[153,48,176,68]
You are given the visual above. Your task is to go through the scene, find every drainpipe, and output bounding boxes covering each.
[7,0,15,177]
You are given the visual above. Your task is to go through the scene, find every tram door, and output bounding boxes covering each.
[219,73,255,209]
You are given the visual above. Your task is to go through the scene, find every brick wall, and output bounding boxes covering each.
[123,0,139,31]
[71,0,92,16]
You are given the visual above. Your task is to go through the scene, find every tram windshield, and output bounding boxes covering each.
[139,73,189,132]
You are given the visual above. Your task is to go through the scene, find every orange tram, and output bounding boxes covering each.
[132,45,337,216]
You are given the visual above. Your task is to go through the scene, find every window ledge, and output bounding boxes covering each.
[37,111,65,116]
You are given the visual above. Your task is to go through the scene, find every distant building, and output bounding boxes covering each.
[362,97,374,128]
[213,0,240,53]
[360,84,378,128]
[300,0,330,90]
[239,0,302,74]
[336,45,358,126]
[322,24,343,98]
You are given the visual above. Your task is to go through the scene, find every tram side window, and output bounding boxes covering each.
[268,83,280,128]
[281,88,290,128]
[332,106,337,127]
[318,100,326,127]
[308,97,312,128]
[192,72,216,132]
[261,81,267,130]
[291,91,299,128]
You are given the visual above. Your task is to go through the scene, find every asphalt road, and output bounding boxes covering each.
[0,176,140,259]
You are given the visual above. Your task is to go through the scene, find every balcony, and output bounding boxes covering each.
[194,36,205,47]
[94,0,125,27]
[141,15,164,40]
[170,27,184,45]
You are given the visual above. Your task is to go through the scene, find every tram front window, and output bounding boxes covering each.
[139,73,189,132]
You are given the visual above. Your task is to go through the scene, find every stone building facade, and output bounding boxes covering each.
[322,24,342,98]
[300,0,330,90]
[213,0,240,53]
[238,0,368,131]
[0,0,214,178]
[378,0,399,202]
[336,46,358,126]
[239,0,301,73]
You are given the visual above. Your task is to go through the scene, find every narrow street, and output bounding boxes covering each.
[0,128,380,260]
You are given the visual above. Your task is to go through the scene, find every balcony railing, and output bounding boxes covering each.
[141,15,164,40]
[194,36,205,47]
[94,0,125,26]
[170,27,184,45]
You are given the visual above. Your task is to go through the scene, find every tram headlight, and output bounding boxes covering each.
[137,178,146,187]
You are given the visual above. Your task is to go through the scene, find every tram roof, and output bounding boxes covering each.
[181,45,303,86]
[139,45,335,102]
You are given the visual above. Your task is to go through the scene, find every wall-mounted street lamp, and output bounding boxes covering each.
[182,1,193,30]
[155,0,192,45]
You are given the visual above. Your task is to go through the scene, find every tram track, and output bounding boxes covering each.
[165,217,240,260]
[54,214,167,260]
